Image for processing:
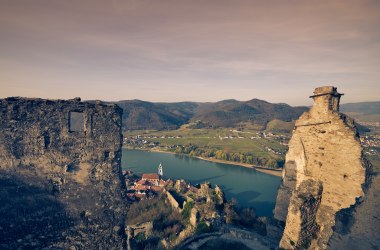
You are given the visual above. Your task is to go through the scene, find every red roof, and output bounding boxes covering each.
[136,179,148,186]
[135,185,149,191]
[142,173,160,180]
[151,186,163,192]
[158,179,166,187]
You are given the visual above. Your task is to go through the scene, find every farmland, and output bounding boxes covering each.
[124,127,290,169]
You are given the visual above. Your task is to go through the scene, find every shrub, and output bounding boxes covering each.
[182,201,194,220]
[135,232,146,241]
[196,221,210,234]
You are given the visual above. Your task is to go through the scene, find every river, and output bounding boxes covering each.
[121,149,281,216]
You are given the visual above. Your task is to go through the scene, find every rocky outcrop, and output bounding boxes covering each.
[274,87,373,249]
[0,97,126,249]
[214,184,225,206]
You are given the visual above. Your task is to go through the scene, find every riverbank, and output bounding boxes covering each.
[254,167,283,177]
[195,157,283,177]
[124,147,283,177]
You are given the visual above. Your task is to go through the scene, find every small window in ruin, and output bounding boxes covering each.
[328,97,334,111]
[104,151,110,160]
[66,163,78,172]
[69,111,84,132]
[44,134,50,149]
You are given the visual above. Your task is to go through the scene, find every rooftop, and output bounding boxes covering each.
[142,173,160,180]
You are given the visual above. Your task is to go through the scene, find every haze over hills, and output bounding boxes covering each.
[340,101,380,122]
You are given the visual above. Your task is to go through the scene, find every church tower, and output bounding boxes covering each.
[158,163,163,176]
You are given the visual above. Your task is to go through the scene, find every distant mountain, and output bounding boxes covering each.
[341,101,380,122]
[191,99,308,128]
[113,99,379,131]
[115,100,199,130]
[115,99,308,130]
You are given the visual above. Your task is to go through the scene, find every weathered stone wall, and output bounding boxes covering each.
[189,207,199,227]
[274,87,372,249]
[0,97,126,249]
[328,173,380,249]
[164,189,182,211]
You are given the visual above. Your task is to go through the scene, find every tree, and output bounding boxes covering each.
[215,150,224,160]
[175,146,183,154]
[246,155,253,164]
[266,159,278,168]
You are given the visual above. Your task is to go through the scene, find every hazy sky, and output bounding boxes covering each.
[1,0,379,105]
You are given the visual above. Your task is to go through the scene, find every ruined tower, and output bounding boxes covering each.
[0,97,127,249]
[274,86,372,249]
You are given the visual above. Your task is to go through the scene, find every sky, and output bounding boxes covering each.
[1,0,379,105]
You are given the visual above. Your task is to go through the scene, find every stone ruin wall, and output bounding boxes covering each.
[164,189,182,211]
[274,86,374,249]
[0,97,126,249]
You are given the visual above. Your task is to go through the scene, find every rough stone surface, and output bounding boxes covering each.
[189,207,199,227]
[280,179,323,249]
[327,173,380,250]
[273,160,297,222]
[0,97,126,249]
[274,87,373,249]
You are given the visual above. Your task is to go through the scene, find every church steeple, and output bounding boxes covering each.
[158,163,163,176]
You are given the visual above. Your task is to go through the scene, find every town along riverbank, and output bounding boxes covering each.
[122,149,281,217]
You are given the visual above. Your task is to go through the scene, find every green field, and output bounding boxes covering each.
[124,128,288,168]
[125,125,380,171]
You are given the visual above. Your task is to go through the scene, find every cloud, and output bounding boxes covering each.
[0,0,379,104]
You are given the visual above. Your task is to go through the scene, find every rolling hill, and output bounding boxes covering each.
[109,99,379,131]
[115,99,308,131]
[191,99,307,128]
[115,100,199,130]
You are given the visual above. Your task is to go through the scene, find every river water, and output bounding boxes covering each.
[121,149,281,216]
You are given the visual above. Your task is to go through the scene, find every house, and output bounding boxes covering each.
[126,164,168,201]
[142,173,160,182]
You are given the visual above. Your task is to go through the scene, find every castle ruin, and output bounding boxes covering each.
[274,86,377,249]
[0,97,126,249]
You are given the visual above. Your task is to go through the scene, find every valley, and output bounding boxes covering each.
[124,126,289,170]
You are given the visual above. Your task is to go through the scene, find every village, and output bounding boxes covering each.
[121,163,248,249]
[359,122,380,156]
[123,130,288,158]
[122,164,225,212]
[123,164,168,201]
